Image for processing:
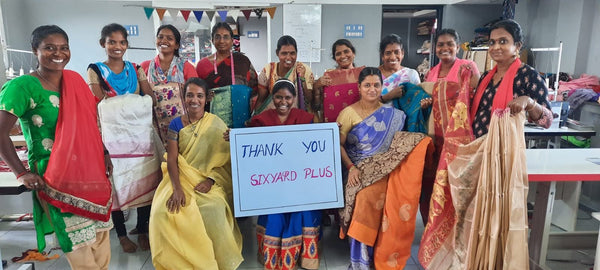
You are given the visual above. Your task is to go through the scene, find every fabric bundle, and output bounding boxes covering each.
[322,66,364,122]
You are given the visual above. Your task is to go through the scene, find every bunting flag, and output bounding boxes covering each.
[266,7,277,19]
[143,7,154,19]
[156,9,167,20]
[242,10,252,21]
[180,10,191,21]
[167,9,179,18]
[206,11,215,21]
[217,10,228,22]
[229,10,240,22]
[193,11,204,23]
[253,8,263,19]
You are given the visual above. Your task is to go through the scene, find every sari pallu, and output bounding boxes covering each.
[39,70,112,222]
[391,82,431,133]
[255,62,314,116]
[339,106,433,270]
[149,113,242,270]
[97,94,162,210]
[322,67,364,122]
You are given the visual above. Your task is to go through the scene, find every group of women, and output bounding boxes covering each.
[0,17,552,270]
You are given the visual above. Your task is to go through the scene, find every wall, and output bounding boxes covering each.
[442,4,503,58]
[239,17,268,74]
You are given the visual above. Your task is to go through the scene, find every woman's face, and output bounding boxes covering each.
[334,44,355,69]
[212,27,233,53]
[435,34,458,62]
[272,88,294,116]
[277,45,297,70]
[381,43,403,71]
[488,27,521,64]
[358,75,382,102]
[156,28,179,56]
[184,84,206,114]
[102,31,128,60]
[34,34,70,72]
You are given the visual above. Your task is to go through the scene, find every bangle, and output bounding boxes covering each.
[16,170,29,179]
[379,95,385,103]
[346,163,355,170]
[103,149,109,155]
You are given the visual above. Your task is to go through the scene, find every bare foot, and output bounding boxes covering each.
[119,236,137,253]
[138,234,150,251]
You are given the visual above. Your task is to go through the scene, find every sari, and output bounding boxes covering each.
[197,52,257,128]
[337,105,433,270]
[149,113,242,270]
[249,108,321,270]
[391,82,431,133]
[381,67,421,95]
[425,58,477,83]
[255,62,315,116]
[322,67,363,122]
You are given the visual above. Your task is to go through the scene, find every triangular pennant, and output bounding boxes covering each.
[253,9,263,19]
[168,9,179,18]
[180,10,191,21]
[242,10,252,21]
[206,11,215,21]
[266,7,277,19]
[156,9,167,20]
[143,7,154,19]
[229,10,240,22]
[193,11,204,23]
[217,10,228,22]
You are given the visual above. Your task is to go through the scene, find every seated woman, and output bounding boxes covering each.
[249,79,321,270]
[337,67,432,270]
[149,78,242,270]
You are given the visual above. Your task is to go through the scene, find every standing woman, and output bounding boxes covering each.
[425,29,480,87]
[253,35,317,120]
[88,23,161,253]
[196,22,258,127]
[378,34,421,103]
[141,24,198,143]
[0,25,113,269]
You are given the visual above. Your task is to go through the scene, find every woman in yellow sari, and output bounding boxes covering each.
[149,78,243,270]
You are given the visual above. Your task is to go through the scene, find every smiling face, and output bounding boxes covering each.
[488,27,521,64]
[212,27,233,54]
[102,31,128,60]
[358,75,382,102]
[272,87,294,116]
[381,43,403,71]
[184,83,206,114]
[277,45,297,70]
[334,44,355,69]
[156,28,179,56]
[435,34,458,63]
[34,33,70,72]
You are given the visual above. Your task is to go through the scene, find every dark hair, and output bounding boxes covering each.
[379,34,404,57]
[276,35,297,54]
[31,25,68,50]
[211,22,234,40]
[99,23,128,46]
[157,24,181,57]
[490,19,523,45]
[435,28,460,44]
[358,67,383,85]
[331,39,356,61]
[272,79,296,97]
[183,77,209,96]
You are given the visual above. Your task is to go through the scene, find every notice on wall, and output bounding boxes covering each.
[229,123,343,217]
[283,4,322,63]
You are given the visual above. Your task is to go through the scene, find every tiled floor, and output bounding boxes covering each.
[0,209,597,269]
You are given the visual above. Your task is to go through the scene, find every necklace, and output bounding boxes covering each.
[358,101,381,119]
[186,112,205,137]
[36,70,60,91]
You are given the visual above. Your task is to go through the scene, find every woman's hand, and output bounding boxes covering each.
[317,74,332,87]
[388,86,404,100]
[104,154,113,178]
[18,172,45,190]
[508,96,534,115]
[420,97,433,109]
[167,188,186,213]
[347,167,361,187]
[223,128,231,142]
[194,179,215,193]
[296,62,306,76]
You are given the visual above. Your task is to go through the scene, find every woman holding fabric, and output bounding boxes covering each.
[337,67,432,270]
[196,22,258,128]
[426,28,480,87]
[254,35,318,121]
[141,24,198,143]
[88,23,162,253]
[149,77,242,270]
[418,19,552,269]
[0,25,113,269]
[377,34,422,104]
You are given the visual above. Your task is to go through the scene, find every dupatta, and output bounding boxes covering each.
[426,58,473,83]
[470,58,521,120]
[322,67,364,122]
[39,70,112,221]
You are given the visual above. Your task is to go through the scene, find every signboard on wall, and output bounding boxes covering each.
[123,25,139,36]
[344,24,364,38]
[247,31,259,38]
[283,4,322,63]
[229,123,343,217]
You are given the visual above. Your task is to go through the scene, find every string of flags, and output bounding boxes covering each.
[143,7,277,22]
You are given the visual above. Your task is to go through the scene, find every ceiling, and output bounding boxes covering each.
[146,0,503,9]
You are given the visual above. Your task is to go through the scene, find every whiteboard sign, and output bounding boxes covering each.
[229,123,343,217]
[283,4,322,63]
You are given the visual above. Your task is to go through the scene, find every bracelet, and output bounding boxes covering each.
[16,170,29,179]
[379,95,385,103]
[346,163,355,170]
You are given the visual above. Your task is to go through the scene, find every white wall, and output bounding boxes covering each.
[239,17,268,75]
